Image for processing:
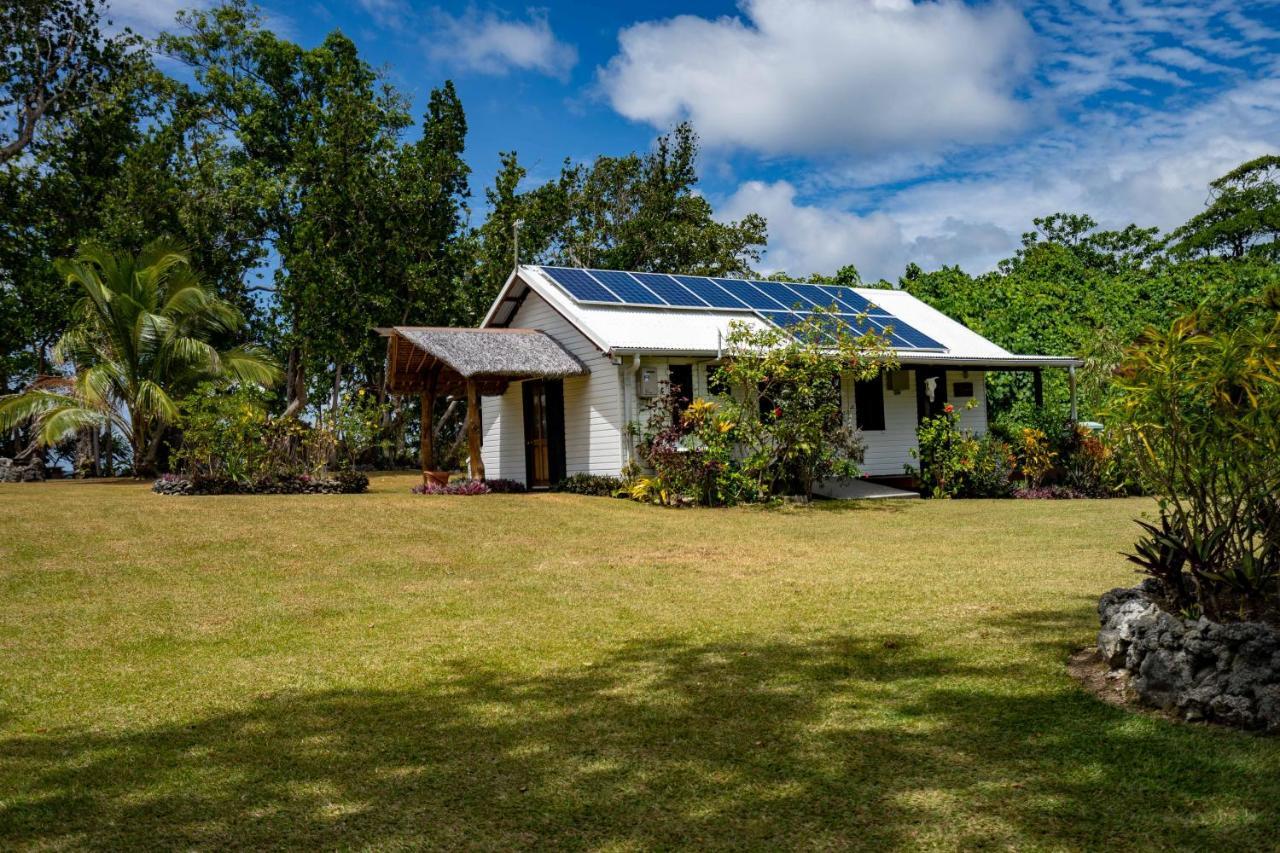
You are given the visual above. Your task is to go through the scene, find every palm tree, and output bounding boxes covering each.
[0,238,279,474]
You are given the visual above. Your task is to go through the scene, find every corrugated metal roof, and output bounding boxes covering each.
[488,266,1082,368]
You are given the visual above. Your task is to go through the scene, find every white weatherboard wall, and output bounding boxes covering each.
[479,292,624,483]
[850,369,988,477]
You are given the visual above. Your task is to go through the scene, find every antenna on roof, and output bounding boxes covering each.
[513,219,524,272]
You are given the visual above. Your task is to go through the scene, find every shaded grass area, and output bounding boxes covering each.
[1,476,1277,850]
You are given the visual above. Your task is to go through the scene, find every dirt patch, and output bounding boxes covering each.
[1068,647,1132,708]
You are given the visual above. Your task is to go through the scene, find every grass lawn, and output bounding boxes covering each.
[1,475,1277,850]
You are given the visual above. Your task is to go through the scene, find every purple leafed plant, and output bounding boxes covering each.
[411,479,491,495]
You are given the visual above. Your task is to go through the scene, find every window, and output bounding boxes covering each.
[854,377,885,431]
[953,381,974,398]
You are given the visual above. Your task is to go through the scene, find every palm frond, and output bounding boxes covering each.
[221,346,283,387]
[38,406,109,447]
[134,379,181,425]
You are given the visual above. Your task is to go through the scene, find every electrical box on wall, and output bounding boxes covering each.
[639,367,660,397]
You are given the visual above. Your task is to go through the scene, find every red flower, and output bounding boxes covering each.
[773,406,783,418]
[944,404,954,414]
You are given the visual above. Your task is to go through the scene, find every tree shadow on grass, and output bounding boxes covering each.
[2,632,1277,850]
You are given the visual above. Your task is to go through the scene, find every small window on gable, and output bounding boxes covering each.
[854,377,886,431]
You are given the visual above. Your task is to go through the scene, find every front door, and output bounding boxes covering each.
[522,379,566,488]
[914,367,949,423]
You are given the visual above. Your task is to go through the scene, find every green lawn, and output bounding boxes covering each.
[1,476,1277,850]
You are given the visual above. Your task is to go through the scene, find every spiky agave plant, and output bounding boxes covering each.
[0,238,280,474]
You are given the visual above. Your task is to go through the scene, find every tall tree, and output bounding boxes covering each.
[0,0,137,164]
[1170,155,1280,260]
[475,124,767,290]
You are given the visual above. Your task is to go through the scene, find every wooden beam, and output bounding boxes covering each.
[466,379,485,481]
[419,365,440,472]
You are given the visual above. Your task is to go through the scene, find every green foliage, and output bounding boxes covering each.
[0,0,140,164]
[172,383,339,487]
[1112,290,1280,624]
[634,393,760,507]
[908,403,1017,499]
[908,404,969,498]
[711,311,895,500]
[1170,155,1279,261]
[320,388,391,471]
[474,123,766,284]
[552,472,625,498]
[0,239,279,473]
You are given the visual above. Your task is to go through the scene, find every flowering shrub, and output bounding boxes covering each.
[319,388,391,470]
[962,433,1017,498]
[411,479,490,495]
[908,404,969,498]
[634,391,758,506]
[1017,428,1057,487]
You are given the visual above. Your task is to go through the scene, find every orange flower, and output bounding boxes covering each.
[944,404,954,414]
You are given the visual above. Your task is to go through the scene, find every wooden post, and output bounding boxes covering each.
[466,379,485,481]
[1031,368,1044,408]
[419,366,439,473]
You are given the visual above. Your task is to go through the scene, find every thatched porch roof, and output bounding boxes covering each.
[385,327,588,397]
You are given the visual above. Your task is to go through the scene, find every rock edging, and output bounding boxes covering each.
[1097,580,1280,732]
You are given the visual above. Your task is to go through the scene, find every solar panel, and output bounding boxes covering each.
[542,267,620,303]
[529,266,946,351]
[676,276,748,308]
[714,278,787,310]
[589,269,663,304]
[756,280,821,311]
[633,273,706,307]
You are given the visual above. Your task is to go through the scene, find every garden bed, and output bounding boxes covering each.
[153,472,369,495]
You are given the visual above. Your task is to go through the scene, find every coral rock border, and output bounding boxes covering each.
[1095,580,1280,733]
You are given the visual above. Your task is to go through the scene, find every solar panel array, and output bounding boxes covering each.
[533,266,945,351]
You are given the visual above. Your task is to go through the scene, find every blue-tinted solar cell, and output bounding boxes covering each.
[815,286,871,313]
[753,280,821,310]
[676,276,747,308]
[543,267,620,303]
[782,282,844,311]
[757,310,802,328]
[632,273,706,307]
[590,269,665,305]
[883,322,944,350]
[715,278,787,309]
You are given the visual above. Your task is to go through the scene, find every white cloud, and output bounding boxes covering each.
[426,8,578,80]
[720,181,909,280]
[599,0,1036,156]
[104,0,199,36]
[718,78,1280,281]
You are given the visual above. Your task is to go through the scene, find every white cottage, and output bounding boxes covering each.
[385,265,1081,490]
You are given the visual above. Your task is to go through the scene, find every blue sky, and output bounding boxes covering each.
[116,0,1279,281]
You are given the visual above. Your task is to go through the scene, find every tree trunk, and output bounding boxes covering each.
[465,380,484,481]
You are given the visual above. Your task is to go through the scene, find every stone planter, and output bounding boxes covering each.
[1097,581,1280,732]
